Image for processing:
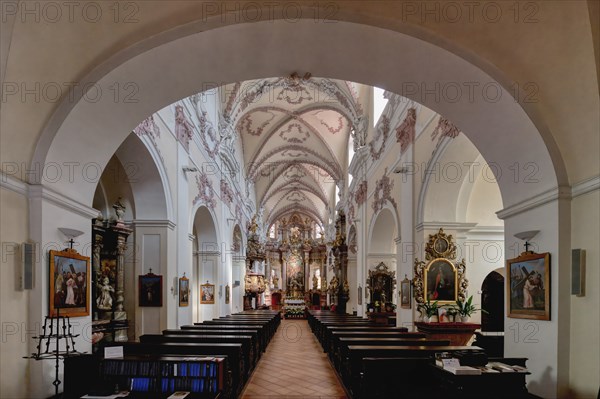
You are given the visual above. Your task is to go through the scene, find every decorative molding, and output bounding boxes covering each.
[354,181,367,206]
[220,179,235,206]
[174,104,194,151]
[193,170,216,208]
[194,250,221,256]
[395,107,417,154]
[571,175,600,198]
[28,184,99,219]
[431,116,460,142]
[0,171,28,196]
[130,219,176,230]
[372,168,397,214]
[496,186,571,220]
[415,222,478,233]
[369,115,390,161]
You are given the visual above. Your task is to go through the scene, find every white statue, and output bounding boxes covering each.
[97,277,114,310]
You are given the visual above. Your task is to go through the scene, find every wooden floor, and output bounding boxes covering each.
[241,319,348,398]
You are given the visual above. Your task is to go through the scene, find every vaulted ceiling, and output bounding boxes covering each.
[220,75,366,229]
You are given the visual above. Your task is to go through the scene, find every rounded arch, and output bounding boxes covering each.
[33,18,564,212]
[368,205,399,254]
[92,133,171,222]
[190,204,220,247]
[481,269,505,332]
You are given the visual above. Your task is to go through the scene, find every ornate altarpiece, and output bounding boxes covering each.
[413,228,468,306]
[91,200,132,347]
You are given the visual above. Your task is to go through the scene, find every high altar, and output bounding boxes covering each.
[243,211,349,313]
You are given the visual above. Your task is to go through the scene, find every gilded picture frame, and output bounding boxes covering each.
[49,248,90,317]
[506,252,550,320]
[400,277,411,309]
[201,282,215,304]
[179,274,189,307]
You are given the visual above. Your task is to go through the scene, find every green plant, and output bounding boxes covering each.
[417,299,439,317]
[455,295,488,317]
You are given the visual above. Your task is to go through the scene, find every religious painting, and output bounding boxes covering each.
[400,276,411,309]
[424,259,457,304]
[49,248,90,317]
[201,282,215,304]
[139,272,163,307]
[179,275,189,307]
[225,284,230,304]
[506,252,550,320]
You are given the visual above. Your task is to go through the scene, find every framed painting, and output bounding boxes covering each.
[424,258,457,304]
[507,252,550,320]
[179,274,189,307]
[49,248,90,317]
[400,276,411,309]
[201,282,215,304]
[357,286,362,305]
[225,284,230,304]
[139,272,163,307]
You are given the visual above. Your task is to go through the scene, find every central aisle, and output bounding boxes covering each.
[241,319,348,398]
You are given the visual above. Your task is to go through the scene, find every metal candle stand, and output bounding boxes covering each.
[24,308,86,397]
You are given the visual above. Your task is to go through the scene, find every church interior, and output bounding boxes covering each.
[0,1,598,398]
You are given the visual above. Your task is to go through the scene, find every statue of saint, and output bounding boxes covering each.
[97,277,114,310]
[113,198,125,222]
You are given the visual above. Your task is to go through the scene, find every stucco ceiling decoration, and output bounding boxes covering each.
[221,74,364,233]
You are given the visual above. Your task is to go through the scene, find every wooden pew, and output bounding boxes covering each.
[334,338,450,370]
[183,324,268,352]
[140,334,256,373]
[321,326,409,353]
[199,320,275,341]
[359,357,433,398]
[328,330,423,356]
[163,329,261,359]
[344,345,484,396]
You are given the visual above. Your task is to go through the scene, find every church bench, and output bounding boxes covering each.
[116,342,246,397]
[219,316,280,336]
[322,326,409,352]
[162,329,261,357]
[184,324,268,351]
[315,321,382,347]
[343,345,484,396]
[334,338,450,370]
[199,320,275,341]
[140,334,256,373]
[359,357,433,398]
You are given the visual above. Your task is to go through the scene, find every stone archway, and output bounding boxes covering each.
[29,17,569,398]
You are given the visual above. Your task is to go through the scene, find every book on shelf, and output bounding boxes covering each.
[444,365,482,375]
[488,362,528,373]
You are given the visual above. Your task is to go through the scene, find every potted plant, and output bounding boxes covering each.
[455,295,488,322]
[417,299,439,322]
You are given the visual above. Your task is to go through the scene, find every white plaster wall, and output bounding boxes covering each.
[0,188,30,399]
[503,198,570,399]
[569,190,600,397]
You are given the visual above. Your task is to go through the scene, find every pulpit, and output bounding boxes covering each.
[414,322,481,346]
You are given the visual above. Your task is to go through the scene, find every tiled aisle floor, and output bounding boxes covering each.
[240,319,348,399]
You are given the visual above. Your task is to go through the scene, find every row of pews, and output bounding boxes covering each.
[64,310,280,399]
[308,310,530,399]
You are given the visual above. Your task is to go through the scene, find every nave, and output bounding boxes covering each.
[241,320,347,399]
